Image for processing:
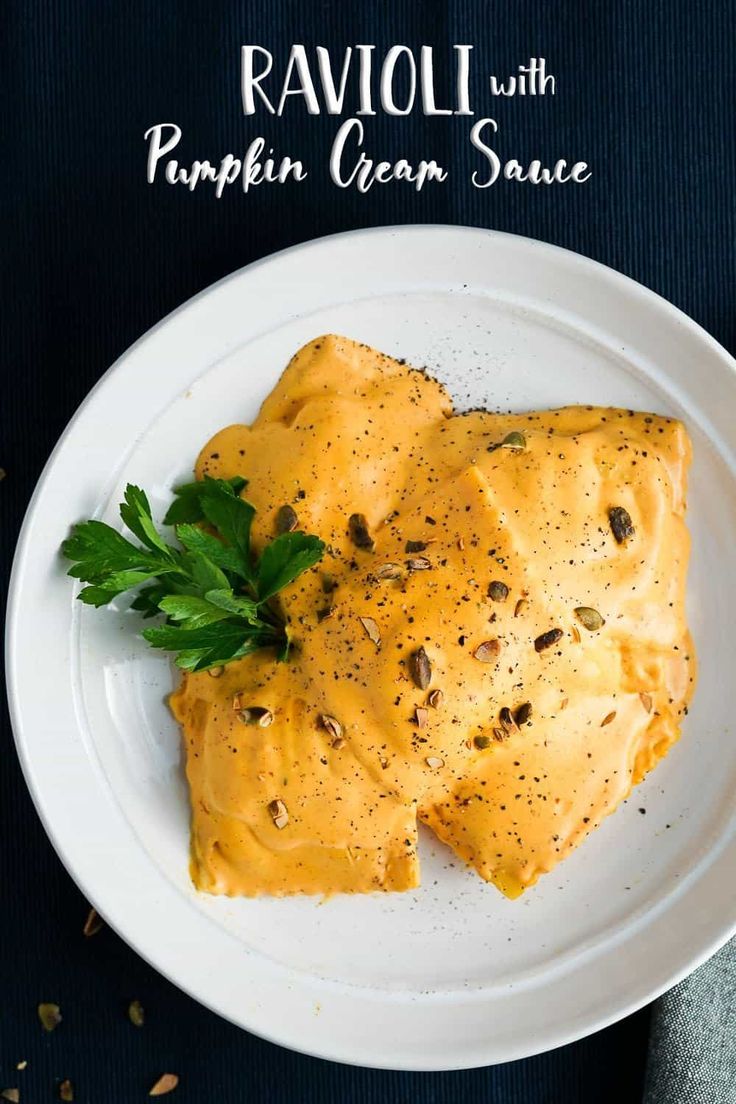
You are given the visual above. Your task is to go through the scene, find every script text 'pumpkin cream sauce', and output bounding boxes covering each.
[170,336,695,899]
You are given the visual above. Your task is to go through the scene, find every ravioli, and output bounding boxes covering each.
[170,335,695,898]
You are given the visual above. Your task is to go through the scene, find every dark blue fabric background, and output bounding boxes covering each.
[2,2,734,1101]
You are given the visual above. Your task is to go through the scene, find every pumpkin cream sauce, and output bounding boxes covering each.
[170,335,695,899]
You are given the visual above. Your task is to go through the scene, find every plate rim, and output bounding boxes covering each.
[6,223,736,1070]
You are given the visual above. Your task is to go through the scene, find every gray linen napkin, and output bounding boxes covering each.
[644,939,736,1103]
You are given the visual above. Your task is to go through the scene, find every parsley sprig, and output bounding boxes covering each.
[61,478,325,671]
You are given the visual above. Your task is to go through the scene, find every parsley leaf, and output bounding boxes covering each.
[257,532,326,602]
[179,549,230,594]
[175,523,245,576]
[198,480,256,585]
[163,475,247,525]
[62,479,325,671]
[119,485,175,559]
[157,595,236,629]
[143,621,276,672]
[130,583,172,619]
[62,522,169,582]
[203,589,260,619]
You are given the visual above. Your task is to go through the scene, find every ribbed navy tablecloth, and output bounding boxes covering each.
[2,2,735,1101]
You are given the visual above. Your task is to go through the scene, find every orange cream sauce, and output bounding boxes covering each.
[170,335,695,898]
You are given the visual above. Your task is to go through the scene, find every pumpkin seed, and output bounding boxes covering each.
[406,556,432,571]
[358,616,381,646]
[348,513,374,551]
[149,1073,179,1097]
[375,562,403,581]
[427,688,444,709]
[319,714,343,743]
[488,580,509,602]
[38,1003,62,1032]
[409,646,432,690]
[268,799,289,829]
[276,504,298,533]
[238,707,273,727]
[608,506,635,544]
[499,706,519,734]
[474,735,491,749]
[473,639,501,663]
[514,702,532,726]
[534,629,563,653]
[82,907,103,938]
[574,606,605,632]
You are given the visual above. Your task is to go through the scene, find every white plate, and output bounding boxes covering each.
[7,226,736,1071]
